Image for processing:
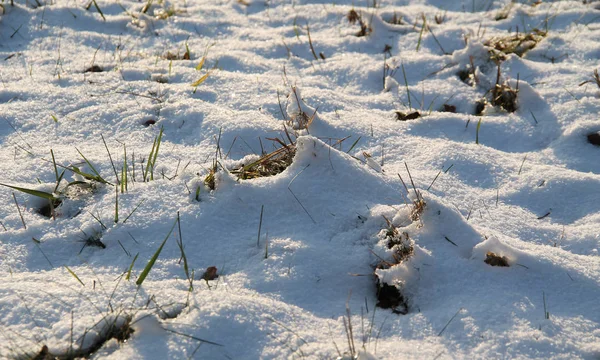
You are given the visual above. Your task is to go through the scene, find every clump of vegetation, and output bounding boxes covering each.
[484,251,510,267]
[485,28,547,58]
[231,137,296,180]
[372,216,414,315]
[286,87,318,131]
[579,69,600,89]
[347,9,371,37]
[489,65,518,112]
[382,216,414,263]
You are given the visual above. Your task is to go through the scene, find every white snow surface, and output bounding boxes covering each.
[1,0,600,359]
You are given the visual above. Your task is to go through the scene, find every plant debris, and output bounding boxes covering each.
[347,9,371,37]
[484,251,510,267]
[395,111,420,121]
[231,142,296,180]
[382,217,414,264]
[202,266,218,280]
[485,29,547,58]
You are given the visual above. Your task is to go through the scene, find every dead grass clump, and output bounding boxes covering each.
[387,11,403,25]
[204,160,218,190]
[347,9,371,37]
[382,216,414,263]
[489,65,518,112]
[231,141,296,180]
[484,251,509,267]
[485,28,547,58]
[288,87,317,131]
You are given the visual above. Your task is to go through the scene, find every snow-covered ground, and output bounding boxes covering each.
[1,0,600,358]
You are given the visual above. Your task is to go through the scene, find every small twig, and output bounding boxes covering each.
[12,193,26,229]
[518,154,527,175]
[444,236,458,247]
[257,205,264,248]
[438,308,463,336]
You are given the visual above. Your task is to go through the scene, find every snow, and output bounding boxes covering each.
[1,0,600,358]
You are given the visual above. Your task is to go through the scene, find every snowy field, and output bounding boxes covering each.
[1,0,600,358]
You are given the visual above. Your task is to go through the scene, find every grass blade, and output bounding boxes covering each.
[136,217,178,286]
[195,57,206,71]
[65,266,85,286]
[191,72,209,88]
[126,253,139,281]
[91,0,106,21]
[0,183,58,200]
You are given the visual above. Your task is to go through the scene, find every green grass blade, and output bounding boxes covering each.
[114,187,119,224]
[65,266,85,286]
[126,253,139,281]
[75,148,110,184]
[136,217,178,286]
[416,14,426,52]
[144,137,157,182]
[150,127,164,181]
[122,199,145,224]
[476,118,482,144]
[69,166,110,185]
[0,183,58,200]
[401,62,412,110]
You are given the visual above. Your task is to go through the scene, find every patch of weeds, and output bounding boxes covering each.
[347,9,371,37]
[484,251,509,267]
[485,28,547,58]
[395,111,420,121]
